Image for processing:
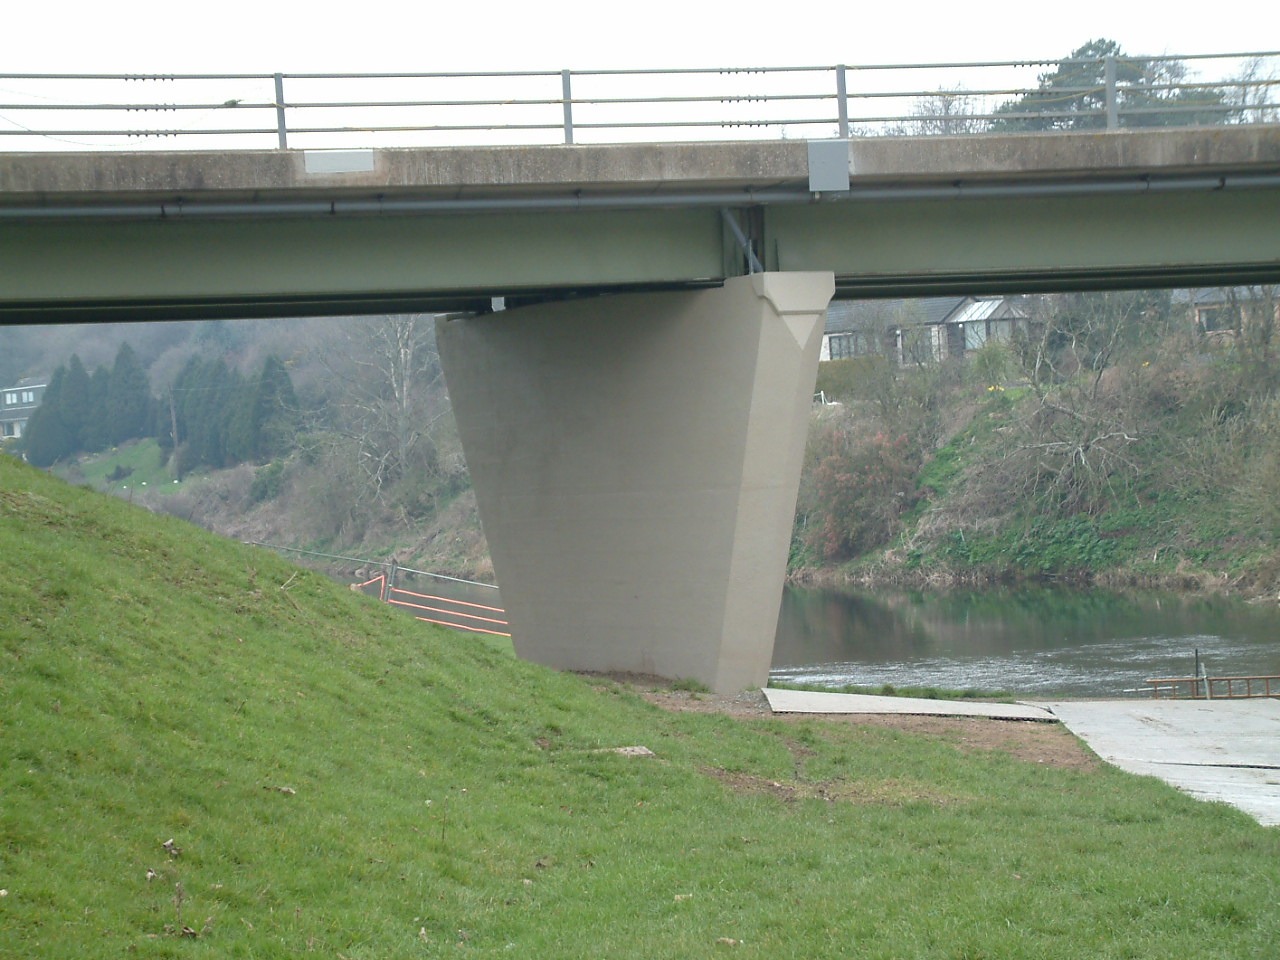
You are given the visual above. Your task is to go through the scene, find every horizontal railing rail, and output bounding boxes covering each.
[0,52,1275,152]
[250,541,508,637]
[386,585,511,637]
[1146,675,1279,699]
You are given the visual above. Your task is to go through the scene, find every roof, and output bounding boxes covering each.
[1172,287,1278,307]
[825,296,1027,335]
[2,377,47,391]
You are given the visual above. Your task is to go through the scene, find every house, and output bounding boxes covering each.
[822,296,1033,366]
[1,377,47,440]
[1174,287,1280,337]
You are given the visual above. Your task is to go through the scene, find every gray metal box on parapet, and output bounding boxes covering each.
[807,139,850,193]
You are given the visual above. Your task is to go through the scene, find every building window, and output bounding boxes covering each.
[22,391,34,404]
[963,321,987,351]
[1198,306,1238,333]
[3,393,15,406]
[827,333,855,360]
[828,331,880,360]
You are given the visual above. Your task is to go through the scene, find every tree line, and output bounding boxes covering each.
[891,39,1275,136]
[22,343,298,475]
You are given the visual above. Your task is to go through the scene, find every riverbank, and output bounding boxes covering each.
[788,557,1277,604]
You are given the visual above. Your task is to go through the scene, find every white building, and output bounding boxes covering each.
[1,378,47,440]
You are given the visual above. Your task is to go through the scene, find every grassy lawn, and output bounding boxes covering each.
[2,453,1277,958]
[56,438,179,494]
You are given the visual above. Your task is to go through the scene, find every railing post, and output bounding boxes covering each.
[836,64,849,139]
[274,73,288,149]
[561,69,574,144]
[1104,56,1119,129]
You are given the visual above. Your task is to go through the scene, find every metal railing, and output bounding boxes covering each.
[360,572,511,638]
[0,52,1276,152]
[248,541,508,637]
[1145,675,1279,699]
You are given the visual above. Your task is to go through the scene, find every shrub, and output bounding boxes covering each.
[806,427,919,563]
[249,460,286,504]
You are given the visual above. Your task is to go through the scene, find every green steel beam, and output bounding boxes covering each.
[3,168,1280,323]
[0,207,727,323]
[766,187,1280,295]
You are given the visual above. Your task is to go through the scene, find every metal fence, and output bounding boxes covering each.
[1,52,1276,152]
[1146,675,1280,699]
[249,542,508,637]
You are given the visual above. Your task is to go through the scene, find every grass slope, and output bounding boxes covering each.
[58,438,175,493]
[2,455,1277,959]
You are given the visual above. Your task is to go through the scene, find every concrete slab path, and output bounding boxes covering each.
[1042,699,1280,827]
[762,688,1057,721]
[761,689,1280,826]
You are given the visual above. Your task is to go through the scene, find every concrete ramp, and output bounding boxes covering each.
[761,690,1280,825]
[762,688,1057,721]
[1043,699,1280,827]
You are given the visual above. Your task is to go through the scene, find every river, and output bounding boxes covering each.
[771,585,1280,698]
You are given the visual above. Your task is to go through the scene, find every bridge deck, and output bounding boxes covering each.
[2,127,1279,321]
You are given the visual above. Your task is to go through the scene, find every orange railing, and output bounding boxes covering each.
[386,586,510,637]
[253,542,511,639]
[353,570,510,637]
[1146,675,1279,699]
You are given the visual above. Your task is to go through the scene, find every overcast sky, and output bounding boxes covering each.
[6,1,1275,75]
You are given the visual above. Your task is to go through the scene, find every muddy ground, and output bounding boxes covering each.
[584,675,1098,772]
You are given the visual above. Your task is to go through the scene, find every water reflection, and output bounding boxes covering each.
[772,585,1280,698]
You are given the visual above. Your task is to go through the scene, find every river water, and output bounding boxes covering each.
[771,585,1280,698]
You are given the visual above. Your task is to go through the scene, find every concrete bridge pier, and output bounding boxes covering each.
[437,271,835,693]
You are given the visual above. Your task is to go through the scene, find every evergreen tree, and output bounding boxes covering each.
[173,356,239,471]
[60,355,92,451]
[255,355,299,461]
[106,342,151,444]
[82,366,112,453]
[994,40,1228,131]
[227,355,299,464]
[22,366,72,467]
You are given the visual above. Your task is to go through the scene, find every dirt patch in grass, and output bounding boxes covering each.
[703,767,969,806]
[595,676,1098,772]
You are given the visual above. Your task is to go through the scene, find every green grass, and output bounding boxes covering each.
[56,438,179,494]
[670,676,712,693]
[2,452,1278,958]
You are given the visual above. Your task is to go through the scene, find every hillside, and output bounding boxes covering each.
[798,289,1280,596]
[15,291,1280,595]
[2,453,1279,957]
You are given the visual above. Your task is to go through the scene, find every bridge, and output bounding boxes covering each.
[3,64,1279,692]
[2,128,1279,319]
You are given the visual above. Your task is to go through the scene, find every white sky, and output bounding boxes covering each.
[6,1,1276,75]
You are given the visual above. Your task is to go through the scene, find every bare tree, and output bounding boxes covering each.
[886,89,988,136]
[1003,293,1151,514]
[314,314,455,511]
[1226,57,1279,124]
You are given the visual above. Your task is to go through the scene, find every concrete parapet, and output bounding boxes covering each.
[5,127,1278,205]
[437,272,834,693]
